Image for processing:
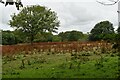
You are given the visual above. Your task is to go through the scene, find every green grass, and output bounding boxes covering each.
[2,51,119,78]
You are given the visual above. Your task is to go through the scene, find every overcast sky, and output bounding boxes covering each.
[0,0,118,33]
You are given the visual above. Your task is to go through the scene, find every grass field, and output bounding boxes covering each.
[1,41,119,78]
[2,48,119,78]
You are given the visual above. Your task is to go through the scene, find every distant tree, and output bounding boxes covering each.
[59,30,84,41]
[9,5,60,45]
[41,32,53,42]
[68,30,84,41]
[2,30,17,45]
[13,29,29,43]
[34,32,53,42]
[52,35,61,42]
[89,21,115,41]
[97,0,120,50]
[58,32,70,41]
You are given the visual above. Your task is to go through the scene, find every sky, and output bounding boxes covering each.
[0,0,118,34]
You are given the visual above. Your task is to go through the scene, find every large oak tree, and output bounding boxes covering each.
[9,5,60,44]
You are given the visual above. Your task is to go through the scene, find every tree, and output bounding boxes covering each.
[2,30,17,45]
[34,32,54,42]
[97,0,120,50]
[58,32,70,41]
[68,30,84,41]
[52,35,61,42]
[9,5,60,45]
[89,21,115,41]
[13,29,29,43]
[59,30,84,41]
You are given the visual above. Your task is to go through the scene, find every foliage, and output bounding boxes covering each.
[34,32,61,42]
[2,30,31,45]
[13,29,29,43]
[58,30,85,41]
[9,5,60,44]
[34,32,53,42]
[2,30,17,45]
[52,35,61,42]
[112,26,120,51]
[112,34,120,51]
[89,21,115,41]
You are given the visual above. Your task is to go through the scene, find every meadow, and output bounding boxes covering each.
[2,41,119,78]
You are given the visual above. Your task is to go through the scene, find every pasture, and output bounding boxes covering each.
[2,41,119,78]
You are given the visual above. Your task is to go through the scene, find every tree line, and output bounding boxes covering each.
[1,20,120,45]
[1,30,88,45]
[1,5,120,46]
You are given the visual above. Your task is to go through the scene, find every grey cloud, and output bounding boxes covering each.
[48,2,99,32]
[0,0,118,33]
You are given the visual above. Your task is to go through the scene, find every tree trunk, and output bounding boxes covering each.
[30,31,34,45]
[30,34,34,45]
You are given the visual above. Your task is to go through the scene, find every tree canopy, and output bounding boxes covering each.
[89,21,115,41]
[58,30,85,41]
[2,30,17,45]
[9,5,60,44]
